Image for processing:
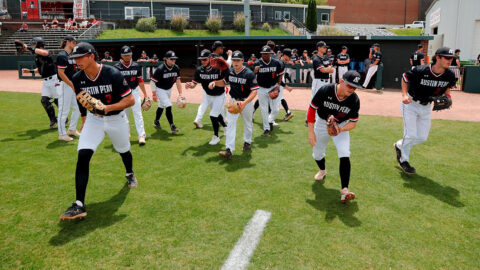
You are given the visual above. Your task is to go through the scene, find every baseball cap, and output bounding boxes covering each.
[342,70,363,89]
[373,43,380,47]
[435,47,457,58]
[164,50,178,59]
[70,42,96,59]
[141,50,147,54]
[283,48,292,58]
[153,54,158,58]
[316,41,327,48]
[198,49,211,59]
[260,45,272,54]
[250,54,256,58]
[303,50,308,53]
[342,45,348,50]
[104,51,110,55]
[63,35,77,42]
[120,45,132,55]
[417,44,423,49]
[292,48,298,53]
[327,48,332,53]
[212,40,225,50]
[231,50,244,60]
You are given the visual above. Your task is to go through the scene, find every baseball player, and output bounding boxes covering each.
[410,44,425,68]
[209,50,259,159]
[101,51,113,62]
[394,47,456,174]
[307,70,362,203]
[21,37,59,129]
[327,48,337,83]
[114,45,148,145]
[300,49,311,84]
[278,48,294,122]
[56,35,82,142]
[186,49,227,145]
[151,51,183,134]
[312,41,333,98]
[60,42,137,220]
[449,49,461,90]
[253,45,284,136]
[363,43,382,89]
[336,46,350,82]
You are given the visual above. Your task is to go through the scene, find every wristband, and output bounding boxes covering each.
[445,94,451,98]
[27,47,35,53]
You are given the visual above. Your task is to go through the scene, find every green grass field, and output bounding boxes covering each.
[97,28,289,39]
[1,91,479,269]
[388,28,423,36]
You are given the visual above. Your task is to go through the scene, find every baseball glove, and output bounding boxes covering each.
[141,97,152,111]
[268,86,280,99]
[431,95,452,111]
[76,90,106,115]
[176,95,186,109]
[326,115,341,136]
[211,57,229,71]
[14,40,26,54]
[226,100,243,114]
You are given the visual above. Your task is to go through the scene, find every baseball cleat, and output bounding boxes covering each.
[219,148,233,160]
[50,120,57,129]
[67,129,81,137]
[60,203,87,220]
[314,170,327,181]
[170,124,179,134]
[138,136,146,146]
[393,143,401,164]
[153,120,162,129]
[272,121,279,127]
[193,121,203,129]
[262,130,271,137]
[283,112,294,122]
[126,173,138,188]
[400,161,416,174]
[341,191,356,203]
[58,135,73,142]
[209,135,220,145]
[242,142,251,152]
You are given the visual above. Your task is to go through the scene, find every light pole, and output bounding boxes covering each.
[403,0,407,28]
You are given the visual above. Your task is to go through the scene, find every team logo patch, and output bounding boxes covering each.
[353,77,360,83]
[123,79,128,86]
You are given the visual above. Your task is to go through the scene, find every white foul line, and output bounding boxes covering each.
[221,209,272,270]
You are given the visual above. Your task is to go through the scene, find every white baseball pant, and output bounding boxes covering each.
[338,66,348,82]
[363,65,378,88]
[258,85,278,131]
[194,91,227,124]
[330,67,337,83]
[124,88,146,138]
[41,75,59,98]
[155,86,172,108]
[225,99,254,153]
[395,100,431,163]
[57,81,80,135]
[77,111,131,153]
[287,68,296,83]
[312,118,350,160]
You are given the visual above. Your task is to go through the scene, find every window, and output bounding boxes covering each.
[210,9,219,18]
[321,13,329,22]
[165,7,189,20]
[125,7,150,20]
[432,27,438,35]
[275,11,282,20]
[283,11,290,20]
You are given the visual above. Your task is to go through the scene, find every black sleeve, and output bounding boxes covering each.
[313,57,322,70]
[71,74,81,94]
[151,66,161,83]
[403,67,418,84]
[223,70,230,84]
[248,72,259,91]
[56,53,68,69]
[137,65,143,79]
[193,68,201,84]
[349,98,360,121]
[112,69,131,99]
[310,87,324,109]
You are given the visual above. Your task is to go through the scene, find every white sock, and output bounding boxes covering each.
[75,200,83,207]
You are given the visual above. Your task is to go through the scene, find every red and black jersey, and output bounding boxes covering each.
[336,53,350,67]
[35,53,56,78]
[253,58,284,88]
[113,60,143,89]
[56,49,77,81]
[72,64,131,116]
[372,51,383,64]
[310,83,359,123]
[193,65,227,96]
[410,51,425,66]
[312,54,331,80]
[151,63,180,90]
[402,65,456,103]
[224,66,259,100]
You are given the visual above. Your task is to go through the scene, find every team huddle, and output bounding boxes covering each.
[21,36,456,220]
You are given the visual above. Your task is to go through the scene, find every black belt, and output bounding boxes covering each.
[43,76,53,81]
[315,78,329,82]
[413,98,431,105]
[232,97,246,101]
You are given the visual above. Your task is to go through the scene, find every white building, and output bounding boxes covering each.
[425,0,480,61]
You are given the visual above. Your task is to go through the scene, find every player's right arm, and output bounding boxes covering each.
[104,71,134,114]
[401,71,412,104]
[56,52,75,90]
[209,71,229,89]
[307,90,324,147]
[186,68,200,89]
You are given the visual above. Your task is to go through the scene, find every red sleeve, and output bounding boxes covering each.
[307,106,316,123]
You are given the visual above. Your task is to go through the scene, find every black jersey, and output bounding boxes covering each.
[223,66,259,100]
[72,64,131,116]
[300,56,309,63]
[310,83,359,123]
[192,65,227,96]
[477,54,480,62]
[402,65,456,104]
[113,60,143,89]
[253,58,284,88]
[328,54,336,66]
[35,53,56,78]
[410,51,425,66]
[372,51,382,64]
[151,63,181,90]
[312,54,331,80]
[336,53,350,67]
[450,57,459,67]
[103,56,112,61]
[56,49,77,81]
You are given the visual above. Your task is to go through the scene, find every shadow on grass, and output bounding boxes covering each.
[181,141,223,157]
[46,139,78,149]
[49,185,130,246]
[150,128,184,141]
[306,181,361,227]
[205,149,256,172]
[253,127,292,149]
[399,169,464,207]
[1,128,55,142]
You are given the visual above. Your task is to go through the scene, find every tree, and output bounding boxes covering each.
[306,0,317,33]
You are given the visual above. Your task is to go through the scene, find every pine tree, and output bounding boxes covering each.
[306,0,317,33]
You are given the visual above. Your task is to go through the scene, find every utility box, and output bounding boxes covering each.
[462,66,480,93]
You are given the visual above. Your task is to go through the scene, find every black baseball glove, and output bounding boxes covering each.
[14,40,26,54]
[431,95,452,111]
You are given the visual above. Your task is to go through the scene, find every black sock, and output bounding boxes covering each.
[218,114,227,127]
[253,99,259,112]
[165,106,173,125]
[75,149,94,204]
[155,107,164,121]
[340,157,351,189]
[315,158,326,170]
[281,99,290,114]
[120,151,133,174]
[210,116,219,137]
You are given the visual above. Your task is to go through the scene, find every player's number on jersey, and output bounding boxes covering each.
[105,94,112,104]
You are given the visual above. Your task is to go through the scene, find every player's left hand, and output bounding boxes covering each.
[227,50,233,56]
[308,130,316,147]
[208,81,216,89]
[185,82,195,89]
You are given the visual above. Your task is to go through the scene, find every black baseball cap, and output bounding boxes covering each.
[342,70,363,89]
[104,51,110,55]
[435,47,457,58]
[70,42,96,58]
[417,44,423,49]
[250,54,256,58]
[342,45,348,50]
[63,35,77,42]
[164,50,178,59]
[212,41,225,50]
[231,50,244,60]
[120,45,132,55]
[373,43,380,47]
[198,49,211,59]
[260,45,272,54]
[316,41,327,48]
[283,48,292,58]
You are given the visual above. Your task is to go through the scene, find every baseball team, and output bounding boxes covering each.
[20,36,457,220]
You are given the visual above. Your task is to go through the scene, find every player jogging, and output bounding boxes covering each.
[410,44,425,68]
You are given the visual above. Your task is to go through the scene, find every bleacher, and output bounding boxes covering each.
[0,27,103,55]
